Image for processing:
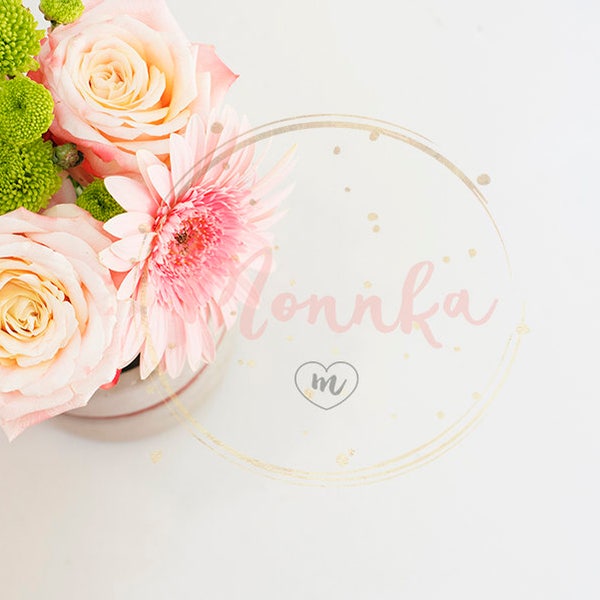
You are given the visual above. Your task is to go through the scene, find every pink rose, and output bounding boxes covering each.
[0,205,124,441]
[34,0,237,178]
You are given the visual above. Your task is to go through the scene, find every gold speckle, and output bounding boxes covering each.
[247,360,256,368]
[210,122,224,134]
[237,359,244,366]
[331,347,340,355]
[413,321,420,331]
[390,412,398,420]
[468,248,477,258]
[302,430,309,436]
[249,199,257,206]
[363,281,372,289]
[167,342,176,350]
[442,256,450,263]
[372,225,381,233]
[304,388,314,400]
[336,453,349,466]
[274,245,280,251]
[516,323,531,335]
[344,186,351,193]
[230,310,237,317]
[367,212,378,221]
[403,353,410,360]
[472,392,482,401]
[477,173,491,186]
[453,346,461,352]
[138,224,151,233]
[222,163,230,170]
[369,129,380,141]
[150,450,162,464]
[289,279,296,287]
[333,145,341,155]
[285,335,294,342]
[436,411,445,420]
[336,450,355,467]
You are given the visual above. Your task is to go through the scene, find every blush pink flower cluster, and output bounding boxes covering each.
[0,0,291,441]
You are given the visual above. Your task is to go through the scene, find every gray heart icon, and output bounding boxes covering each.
[294,361,359,410]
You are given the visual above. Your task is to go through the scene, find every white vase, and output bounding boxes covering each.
[56,329,235,441]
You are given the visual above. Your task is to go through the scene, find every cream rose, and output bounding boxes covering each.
[0,205,124,441]
[34,0,237,178]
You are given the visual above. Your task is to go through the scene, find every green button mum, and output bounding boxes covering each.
[0,76,54,145]
[0,0,44,76]
[40,0,84,25]
[0,138,61,214]
[76,179,125,222]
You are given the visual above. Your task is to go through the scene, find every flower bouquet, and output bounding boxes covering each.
[0,0,291,441]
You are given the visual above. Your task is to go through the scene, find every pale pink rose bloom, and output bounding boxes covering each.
[100,108,294,379]
[0,205,126,441]
[33,0,237,179]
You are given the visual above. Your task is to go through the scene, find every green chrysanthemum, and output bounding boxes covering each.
[0,138,61,214]
[0,76,54,145]
[0,0,44,76]
[76,179,125,222]
[40,0,84,25]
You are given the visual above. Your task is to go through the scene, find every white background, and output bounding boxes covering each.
[2,0,600,598]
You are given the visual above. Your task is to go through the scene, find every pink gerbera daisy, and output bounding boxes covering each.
[99,108,293,378]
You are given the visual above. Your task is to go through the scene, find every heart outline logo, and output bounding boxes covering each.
[294,361,359,410]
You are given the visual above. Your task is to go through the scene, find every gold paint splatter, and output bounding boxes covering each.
[390,412,398,420]
[336,449,356,467]
[273,245,280,251]
[369,129,380,141]
[413,321,420,331]
[237,359,244,366]
[453,346,461,352]
[138,224,151,233]
[247,360,255,368]
[304,388,314,400]
[210,122,224,134]
[285,335,294,342]
[302,430,309,436]
[368,212,378,221]
[222,163,230,170]
[403,353,410,360]
[289,279,296,287]
[249,199,257,206]
[333,145,341,155]
[336,453,349,466]
[477,173,491,185]
[516,323,530,335]
[468,248,477,258]
[442,256,450,263]
[150,451,162,464]
[363,281,372,289]
[372,225,381,233]
[436,411,445,420]
[230,310,237,317]
[472,392,482,401]
[344,186,351,193]
[332,347,340,355]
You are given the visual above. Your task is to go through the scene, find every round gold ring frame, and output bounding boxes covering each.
[141,114,526,486]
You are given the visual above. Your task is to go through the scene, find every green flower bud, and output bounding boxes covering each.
[0,0,44,75]
[53,142,83,169]
[0,138,61,214]
[40,0,84,25]
[76,179,125,222]
[0,75,54,145]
